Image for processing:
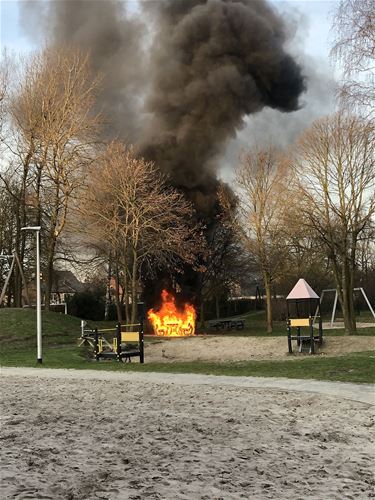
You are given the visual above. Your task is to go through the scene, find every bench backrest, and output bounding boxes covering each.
[121,331,140,343]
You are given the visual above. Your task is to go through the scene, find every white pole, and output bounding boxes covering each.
[36,229,42,364]
[313,290,325,324]
[360,287,375,320]
[331,290,338,327]
[21,226,42,363]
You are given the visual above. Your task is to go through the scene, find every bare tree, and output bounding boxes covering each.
[6,46,101,308]
[331,0,375,116]
[199,200,246,323]
[0,173,20,305]
[280,213,334,295]
[294,112,375,334]
[0,50,33,305]
[232,146,290,333]
[0,49,12,146]
[84,141,205,324]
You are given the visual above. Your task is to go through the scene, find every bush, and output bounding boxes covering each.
[67,289,105,320]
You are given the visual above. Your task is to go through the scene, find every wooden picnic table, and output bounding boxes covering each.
[208,318,245,331]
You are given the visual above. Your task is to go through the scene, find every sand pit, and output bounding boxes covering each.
[1,369,374,499]
[144,335,375,363]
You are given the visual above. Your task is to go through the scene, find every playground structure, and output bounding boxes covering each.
[77,302,146,363]
[78,321,110,349]
[94,322,144,363]
[286,279,323,355]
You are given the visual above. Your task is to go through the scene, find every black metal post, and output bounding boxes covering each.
[139,316,145,364]
[94,328,99,361]
[287,321,292,354]
[310,317,315,354]
[116,323,121,362]
[318,302,323,346]
[286,301,292,353]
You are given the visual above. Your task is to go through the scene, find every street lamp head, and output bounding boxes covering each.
[21,226,41,231]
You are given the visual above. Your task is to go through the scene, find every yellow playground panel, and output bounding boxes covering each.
[94,323,144,363]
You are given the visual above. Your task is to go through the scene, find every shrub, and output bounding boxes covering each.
[67,289,105,320]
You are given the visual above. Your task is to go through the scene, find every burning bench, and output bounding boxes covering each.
[153,323,194,337]
[94,323,144,363]
[148,289,196,337]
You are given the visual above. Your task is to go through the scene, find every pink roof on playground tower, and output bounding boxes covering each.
[286,279,319,300]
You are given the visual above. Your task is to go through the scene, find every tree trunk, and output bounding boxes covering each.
[341,289,352,335]
[341,262,357,334]
[123,267,130,324]
[348,247,357,334]
[16,162,29,307]
[13,153,32,307]
[13,206,22,307]
[45,178,62,311]
[114,262,122,323]
[130,250,138,325]
[263,273,273,333]
[45,253,54,311]
[45,233,58,311]
[44,232,57,311]
[104,256,112,321]
[215,293,220,319]
[35,165,43,226]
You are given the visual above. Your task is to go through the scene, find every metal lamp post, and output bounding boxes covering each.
[21,226,42,364]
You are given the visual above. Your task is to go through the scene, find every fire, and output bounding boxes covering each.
[147,289,196,336]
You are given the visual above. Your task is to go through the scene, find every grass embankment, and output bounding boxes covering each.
[2,346,374,384]
[1,308,374,383]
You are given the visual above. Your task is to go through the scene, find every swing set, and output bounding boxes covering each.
[319,288,375,327]
[0,253,30,306]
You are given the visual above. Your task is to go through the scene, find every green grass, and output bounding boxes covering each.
[0,308,81,346]
[1,345,374,384]
[1,308,374,383]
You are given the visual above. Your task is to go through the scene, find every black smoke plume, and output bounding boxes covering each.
[141,0,305,218]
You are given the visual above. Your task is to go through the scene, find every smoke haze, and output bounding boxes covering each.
[20,0,306,217]
[21,0,146,141]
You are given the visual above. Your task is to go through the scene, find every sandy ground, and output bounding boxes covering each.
[144,335,375,363]
[1,369,374,500]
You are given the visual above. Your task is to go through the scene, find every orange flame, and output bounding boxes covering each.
[147,289,196,336]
